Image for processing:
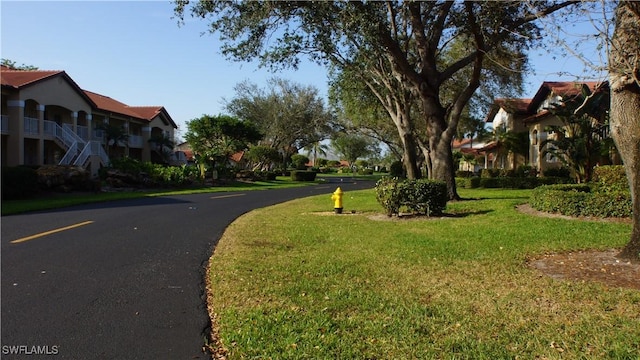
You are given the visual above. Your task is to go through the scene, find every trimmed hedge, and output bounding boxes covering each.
[290,170,317,182]
[375,177,447,216]
[530,184,631,218]
[455,176,571,189]
[592,165,628,193]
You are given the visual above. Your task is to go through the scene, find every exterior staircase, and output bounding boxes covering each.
[49,122,109,167]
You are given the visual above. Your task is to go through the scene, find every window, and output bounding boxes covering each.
[532,130,538,145]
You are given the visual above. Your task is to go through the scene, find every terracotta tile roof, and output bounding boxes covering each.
[478,141,500,152]
[528,81,602,112]
[83,90,147,119]
[485,98,532,123]
[229,151,244,163]
[128,106,163,121]
[452,138,473,148]
[1,68,64,88]
[181,149,194,161]
[495,98,531,113]
[2,66,175,127]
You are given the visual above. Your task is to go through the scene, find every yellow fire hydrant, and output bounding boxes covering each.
[331,187,343,214]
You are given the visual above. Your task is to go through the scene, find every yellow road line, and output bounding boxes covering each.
[10,221,94,244]
[210,194,246,200]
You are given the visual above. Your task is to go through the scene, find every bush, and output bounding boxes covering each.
[529,183,631,218]
[480,168,500,178]
[375,177,401,216]
[514,165,537,177]
[529,188,588,216]
[389,161,404,178]
[290,154,310,170]
[358,168,374,175]
[592,165,628,193]
[467,176,481,188]
[291,170,317,181]
[375,177,447,216]
[105,157,198,187]
[2,166,39,200]
[479,177,502,188]
[543,167,571,178]
[456,170,474,178]
[583,191,632,217]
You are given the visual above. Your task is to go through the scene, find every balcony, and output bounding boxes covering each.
[24,117,39,135]
[129,134,143,148]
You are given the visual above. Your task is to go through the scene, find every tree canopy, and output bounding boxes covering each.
[184,114,262,168]
[175,0,577,199]
[225,78,334,155]
[331,133,378,169]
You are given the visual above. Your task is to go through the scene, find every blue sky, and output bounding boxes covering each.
[2,1,605,139]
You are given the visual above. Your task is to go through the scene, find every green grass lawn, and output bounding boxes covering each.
[207,188,639,359]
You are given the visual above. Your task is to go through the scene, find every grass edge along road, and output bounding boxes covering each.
[207,188,640,359]
[1,175,374,216]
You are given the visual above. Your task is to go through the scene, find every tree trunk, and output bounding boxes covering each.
[422,98,460,200]
[399,132,421,179]
[430,136,460,201]
[610,1,640,262]
[388,103,421,179]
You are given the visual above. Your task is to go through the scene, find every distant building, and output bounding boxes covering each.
[1,64,178,175]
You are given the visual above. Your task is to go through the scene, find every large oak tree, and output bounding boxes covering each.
[225,78,334,160]
[174,1,576,199]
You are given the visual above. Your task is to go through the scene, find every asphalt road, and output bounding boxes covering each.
[1,179,374,359]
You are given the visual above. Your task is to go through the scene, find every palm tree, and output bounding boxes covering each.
[148,133,175,164]
[96,123,129,158]
[491,125,529,170]
[303,141,329,167]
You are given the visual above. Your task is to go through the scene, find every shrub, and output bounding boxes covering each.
[529,183,631,218]
[583,191,632,217]
[254,170,277,181]
[456,176,484,189]
[375,177,401,216]
[480,177,502,188]
[105,157,197,187]
[592,165,628,193]
[529,188,588,216]
[375,177,447,216]
[2,166,39,200]
[537,176,574,186]
[358,168,373,175]
[455,170,474,178]
[514,165,537,177]
[480,168,500,178]
[290,154,310,170]
[290,170,317,181]
[398,179,448,216]
[467,176,481,188]
[543,167,571,178]
[389,161,404,178]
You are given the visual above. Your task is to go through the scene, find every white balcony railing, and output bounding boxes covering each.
[24,117,39,135]
[128,134,143,148]
[77,125,89,140]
